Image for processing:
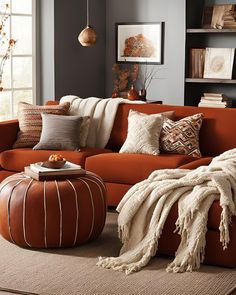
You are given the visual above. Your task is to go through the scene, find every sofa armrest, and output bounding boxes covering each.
[46,100,59,105]
[178,157,213,170]
[0,120,19,152]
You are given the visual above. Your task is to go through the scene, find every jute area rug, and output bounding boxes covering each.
[0,212,235,295]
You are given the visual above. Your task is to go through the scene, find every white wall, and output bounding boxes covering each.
[40,0,55,104]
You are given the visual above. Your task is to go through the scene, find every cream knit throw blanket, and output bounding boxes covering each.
[97,148,236,274]
[60,95,145,148]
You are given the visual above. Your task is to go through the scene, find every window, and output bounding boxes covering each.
[0,0,36,121]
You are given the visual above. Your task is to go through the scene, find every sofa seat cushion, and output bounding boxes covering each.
[85,153,199,185]
[0,147,111,172]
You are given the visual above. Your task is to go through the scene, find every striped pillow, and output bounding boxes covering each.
[13,102,70,148]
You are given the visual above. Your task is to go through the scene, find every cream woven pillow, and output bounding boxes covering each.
[119,109,163,155]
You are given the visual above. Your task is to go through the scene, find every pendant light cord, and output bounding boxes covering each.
[87,0,89,27]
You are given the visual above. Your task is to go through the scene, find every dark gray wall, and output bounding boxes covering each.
[54,0,106,100]
[106,0,186,104]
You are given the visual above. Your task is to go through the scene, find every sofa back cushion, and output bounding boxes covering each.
[107,103,236,157]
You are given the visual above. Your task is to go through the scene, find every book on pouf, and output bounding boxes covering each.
[24,161,86,181]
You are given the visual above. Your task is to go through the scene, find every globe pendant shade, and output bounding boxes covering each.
[78,25,97,46]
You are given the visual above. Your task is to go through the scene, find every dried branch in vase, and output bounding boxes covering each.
[139,63,159,91]
[0,3,16,92]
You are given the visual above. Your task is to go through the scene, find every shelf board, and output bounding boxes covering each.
[186,28,236,33]
[185,78,236,84]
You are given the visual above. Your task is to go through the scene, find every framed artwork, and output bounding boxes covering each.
[116,22,164,64]
[203,48,235,79]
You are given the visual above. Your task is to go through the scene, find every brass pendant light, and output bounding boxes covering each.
[78,0,97,46]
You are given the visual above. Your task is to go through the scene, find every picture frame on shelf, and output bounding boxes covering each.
[115,22,164,64]
[203,48,235,79]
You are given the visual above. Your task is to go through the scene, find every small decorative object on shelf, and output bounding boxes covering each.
[203,48,235,79]
[127,84,139,100]
[111,88,119,98]
[139,88,147,101]
[0,3,16,91]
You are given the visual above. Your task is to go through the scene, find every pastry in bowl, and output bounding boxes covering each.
[42,154,66,169]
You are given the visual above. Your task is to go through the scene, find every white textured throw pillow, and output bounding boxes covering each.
[119,110,163,155]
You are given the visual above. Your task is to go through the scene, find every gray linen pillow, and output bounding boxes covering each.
[33,113,83,151]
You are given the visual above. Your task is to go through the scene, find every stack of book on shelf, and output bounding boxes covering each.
[189,48,206,78]
[24,161,86,181]
[223,8,236,28]
[198,93,232,108]
[202,4,235,29]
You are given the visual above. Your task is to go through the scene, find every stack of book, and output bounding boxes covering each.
[189,48,206,78]
[198,93,232,108]
[223,8,236,28]
[25,161,86,181]
[202,4,236,29]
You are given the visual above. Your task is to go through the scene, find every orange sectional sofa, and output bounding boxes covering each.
[0,102,235,268]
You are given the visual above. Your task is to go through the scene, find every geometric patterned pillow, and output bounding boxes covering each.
[13,102,70,148]
[160,113,204,157]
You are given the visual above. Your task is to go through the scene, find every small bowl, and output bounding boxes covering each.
[42,160,66,169]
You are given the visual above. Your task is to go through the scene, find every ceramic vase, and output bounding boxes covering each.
[127,84,139,100]
[139,89,147,101]
[111,89,119,98]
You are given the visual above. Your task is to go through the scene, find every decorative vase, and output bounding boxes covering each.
[111,89,119,98]
[127,84,139,101]
[139,89,147,101]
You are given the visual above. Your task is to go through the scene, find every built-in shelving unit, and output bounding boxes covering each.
[185,1,236,107]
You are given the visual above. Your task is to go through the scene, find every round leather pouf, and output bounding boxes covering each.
[0,172,106,248]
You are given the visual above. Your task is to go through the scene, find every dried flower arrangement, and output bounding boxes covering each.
[139,63,159,91]
[0,3,16,91]
[112,63,139,97]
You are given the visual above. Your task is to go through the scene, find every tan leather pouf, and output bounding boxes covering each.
[0,172,106,248]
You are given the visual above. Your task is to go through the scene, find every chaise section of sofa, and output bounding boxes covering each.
[85,103,236,268]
